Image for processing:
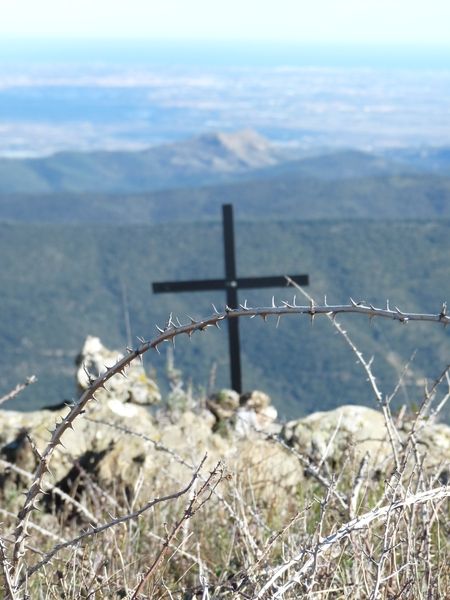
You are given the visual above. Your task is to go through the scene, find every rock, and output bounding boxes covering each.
[206,389,240,420]
[240,390,271,411]
[410,421,450,474]
[237,390,278,435]
[282,404,450,471]
[2,337,449,514]
[283,405,392,466]
[0,395,159,486]
[206,389,278,436]
[235,406,279,436]
[76,336,161,405]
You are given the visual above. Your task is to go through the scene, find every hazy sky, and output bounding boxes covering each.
[1,0,449,45]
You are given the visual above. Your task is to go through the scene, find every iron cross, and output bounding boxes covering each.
[152,204,309,393]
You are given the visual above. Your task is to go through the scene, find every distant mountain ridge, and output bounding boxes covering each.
[1,172,450,225]
[0,129,449,195]
[0,130,282,194]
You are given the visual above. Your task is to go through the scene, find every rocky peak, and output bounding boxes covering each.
[163,129,279,172]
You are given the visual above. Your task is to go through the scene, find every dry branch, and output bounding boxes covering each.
[255,486,450,598]
[8,296,449,592]
[131,459,224,598]
[21,455,210,586]
[0,376,37,407]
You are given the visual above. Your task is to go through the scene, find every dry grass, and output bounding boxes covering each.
[0,401,449,599]
[1,297,449,598]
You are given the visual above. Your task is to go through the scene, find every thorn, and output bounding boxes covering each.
[386,299,390,311]
[153,345,160,354]
[271,296,276,308]
[324,295,328,306]
[276,315,281,328]
[155,325,164,334]
[186,314,197,324]
[212,303,219,314]
[350,297,358,307]
[260,313,268,321]
[137,336,146,344]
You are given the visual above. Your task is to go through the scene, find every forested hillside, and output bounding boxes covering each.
[0,135,448,418]
[0,133,449,224]
[1,219,449,419]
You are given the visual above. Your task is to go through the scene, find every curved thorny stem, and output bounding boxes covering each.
[9,296,449,590]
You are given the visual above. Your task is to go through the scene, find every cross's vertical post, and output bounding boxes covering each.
[222,204,242,392]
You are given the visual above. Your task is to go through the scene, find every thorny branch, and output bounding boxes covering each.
[0,459,99,526]
[9,296,449,590]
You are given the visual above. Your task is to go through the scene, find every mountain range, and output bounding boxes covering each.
[1,129,449,197]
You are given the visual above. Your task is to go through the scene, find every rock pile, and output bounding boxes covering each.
[1,337,449,505]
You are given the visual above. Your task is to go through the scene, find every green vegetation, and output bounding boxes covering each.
[1,172,450,224]
[1,219,449,419]
[0,141,448,419]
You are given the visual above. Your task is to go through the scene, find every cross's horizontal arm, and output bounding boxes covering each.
[153,279,227,293]
[153,274,309,294]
